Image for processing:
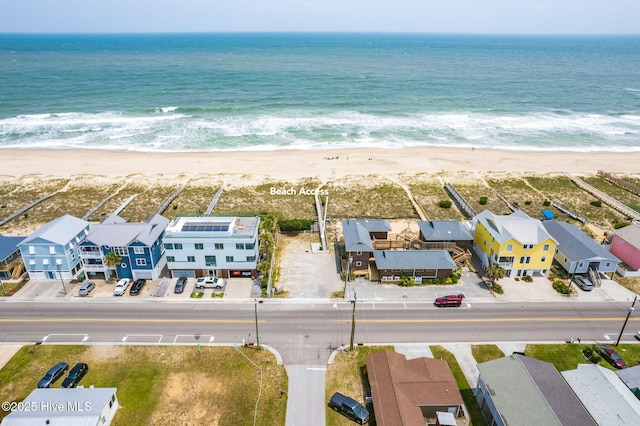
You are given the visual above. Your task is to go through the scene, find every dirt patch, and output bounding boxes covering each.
[85,345,124,362]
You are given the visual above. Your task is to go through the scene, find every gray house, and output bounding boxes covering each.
[476,354,595,426]
[342,219,391,275]
[542,220,620,275]
[417,220,474,250]
[373,250,456,283]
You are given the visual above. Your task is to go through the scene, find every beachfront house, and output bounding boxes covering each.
[417,220,473,264]
[476,354,595,426]
[472,210,556,279]
[365,350,463,425]
[79,214,169,281]
[163,215,260,279]
[342,219,392,275]
[542,220,620,279]
[373,249,456,284]
[0,235,25,280]
[609,221,640,277]
[18,214,90,281]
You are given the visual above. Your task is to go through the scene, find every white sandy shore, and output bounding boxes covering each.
[1,147,639,180]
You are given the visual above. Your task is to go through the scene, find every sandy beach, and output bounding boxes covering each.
[2,147,640,180]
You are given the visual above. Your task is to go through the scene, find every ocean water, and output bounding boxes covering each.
[1,33,639,152]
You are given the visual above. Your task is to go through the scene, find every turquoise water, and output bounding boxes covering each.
[1,33,639,152]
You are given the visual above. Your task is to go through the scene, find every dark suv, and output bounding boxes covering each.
[129,279,146,296]
[328,392,370,424]
[38,362,69,388]
[62,362,89,388]
[174,277,187,294]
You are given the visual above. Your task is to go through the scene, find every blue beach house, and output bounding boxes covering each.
[0,235,26,280]
[79,214,168,281]
[19,215,90,281]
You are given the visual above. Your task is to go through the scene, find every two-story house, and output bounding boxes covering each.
[19,214,90,281]
[163,215,260,279]
[342,219,392,275]
[79,214,168,281]
[473,210,557,278]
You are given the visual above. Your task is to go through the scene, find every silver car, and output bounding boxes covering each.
[78,281,96,297]
[573,275,593,291]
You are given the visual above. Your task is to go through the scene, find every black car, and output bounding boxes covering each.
[129,279,146,296]
[174,277,187,294]
[38,362,69,388]
[328,392,370,424]
[62,362,89,388]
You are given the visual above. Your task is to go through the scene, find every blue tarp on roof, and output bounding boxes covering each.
[541,210,555,220]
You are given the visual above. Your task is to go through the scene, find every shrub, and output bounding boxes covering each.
[279,219,315,232]
[438,200,452,209]
[543,200,551,206]
[590,200,602,207]
[522,275,533,283]
[614,221,631,229]
[479,196,488,205]
[582,347,593,357]
[340,270,356,282]
[398,275,415,287]
[588,354,601,364]
[525,200,532,205]
[552,280,571,294]
[492,284,504,294]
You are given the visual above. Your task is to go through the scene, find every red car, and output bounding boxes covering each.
[597,345,627,369]
[443,293,465,301]
[434,296,462,307]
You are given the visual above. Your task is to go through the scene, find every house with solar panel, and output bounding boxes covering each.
[162,216,260,279]
[79,214,169,281]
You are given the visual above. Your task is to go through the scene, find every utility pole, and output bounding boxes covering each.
[344,256,352,299]
[616,295,637,346]
[56,263,67,295]
[254,299,262,349]
[349,291,357,351]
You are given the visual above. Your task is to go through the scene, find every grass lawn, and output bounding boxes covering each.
[0,345,287,425]
[431,346,487,426]
[525,343,640,372]
[471,344,505,364]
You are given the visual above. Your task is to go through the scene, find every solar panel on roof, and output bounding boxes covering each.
[181,222,230,232]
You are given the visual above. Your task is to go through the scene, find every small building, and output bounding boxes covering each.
[473,210,557,279]
[0,235,25,280]
[542,220,621,276]
[342,219,392,275]
[417,220,474,251]
[476,354,595,426]
[80,214,168,280]
[373,250,456,283]
[1,387,119,426]
[18,214,90,281]
[562,364,640,426]
[610,221,640,277]
[365,350,463,426]
[163,215,260,279]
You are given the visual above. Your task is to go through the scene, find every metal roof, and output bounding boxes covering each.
[350,219,392,233]
[417,220,473,241]
[542,220,620,264]
[20,214,89,246]
[373,250,456,270]
[614,221,640,248]
[342,220,374,252]
[562,364,640,426]
[83,214,168,247]
[0,235,25,261]
[478,354,595,426]
[474,209,556,245]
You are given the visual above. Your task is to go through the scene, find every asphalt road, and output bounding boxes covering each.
[1,300,638,364]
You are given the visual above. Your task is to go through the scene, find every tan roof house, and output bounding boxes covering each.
[365,350,463,426]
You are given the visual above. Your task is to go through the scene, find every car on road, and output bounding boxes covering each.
[636,331,640,341]
[129,279,147,296]
[573,275,593,291]
[597,345,627,369]
[443,293,465,300]
[62,362,89,388]
[195,277,225,289]
[328,392,370,424]
[434,296,462,307]
[78,281,96,297]
[174,277,187,294]
[38,362,68,388]
[113,278,130,296]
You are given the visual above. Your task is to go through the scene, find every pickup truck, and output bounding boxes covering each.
[328,392,370,424]
[195,277,225,289]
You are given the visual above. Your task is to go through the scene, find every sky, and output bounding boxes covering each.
[0,0,638,35]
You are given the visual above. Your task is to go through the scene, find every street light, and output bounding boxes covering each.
[615,295,637,346]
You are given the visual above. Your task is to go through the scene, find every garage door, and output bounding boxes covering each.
[172,270,196,278]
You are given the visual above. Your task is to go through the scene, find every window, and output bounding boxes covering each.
[195,243,204,250]
[543,244,550,252]
[71,252,76,260]
[49,246,56,254]
[28,246,35,254]
[506,244,513,252]
[215,243,224,250]
[226,256,234,262]
[236,243,245,250]
[166,256,175,262]
[519,256,531,264]
[136,259,147,266]
[133,247,144,254]
[164,243,174,250]
[523,244,533,250]
[356,251,362,256]
[205,256,217,267]
[606,262,611,267]
[355,261,362,267]
[247,256,256,262]
[43,259,49,265]
[56,259,62,265]
[174,243,183,250]
[187,256,196,262]
[29,259,35,265]
[541,256,546,263]
[68,242,74,249]
[246,243,255,250]
[114,247,127,256]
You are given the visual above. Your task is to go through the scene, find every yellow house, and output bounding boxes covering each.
[473,210,557,278]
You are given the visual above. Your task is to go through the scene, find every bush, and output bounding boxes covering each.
[340,270,356,282]
[543,200,551,206]
[582,347,593,357]
[552,280,571,294]
[492,284,504,294]
[398,275,415,287]
[522,275,533,282]
[279,219,315,232]
[525,200,532,205]
[438,200,452,209]
[590,200,602,207]
[479,196,488,205]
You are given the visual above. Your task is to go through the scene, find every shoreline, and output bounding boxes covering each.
[2,147,640,180]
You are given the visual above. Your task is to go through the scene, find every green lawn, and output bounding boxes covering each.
[471,344,505,364]
[0,345,287,425]
[525,343,640,372]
